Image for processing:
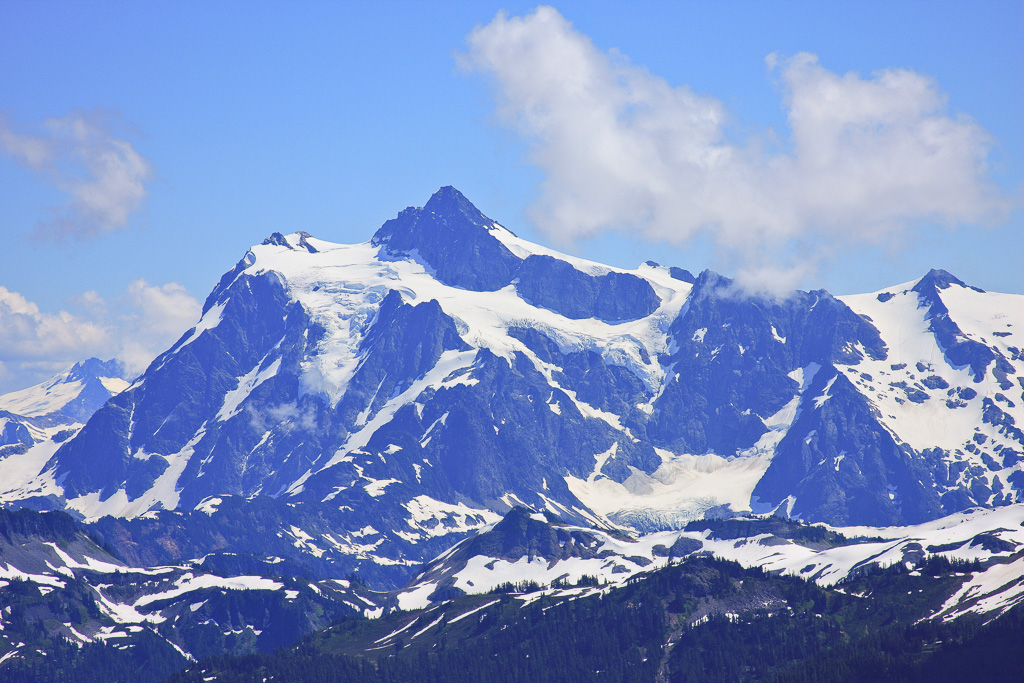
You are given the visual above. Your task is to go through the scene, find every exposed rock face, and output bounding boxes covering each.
[372,185,522,291]
[753,365,944,526]
[515,254,659,322]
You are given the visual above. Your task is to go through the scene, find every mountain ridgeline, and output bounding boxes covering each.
[3,186,1021,586]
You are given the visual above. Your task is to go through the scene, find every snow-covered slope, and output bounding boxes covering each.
[0,508,380,666]
[0,358,131,508]
[398,503,1024,623]
[0,357,129,423]
[1,186,1021,587]
[837,271,1024,513]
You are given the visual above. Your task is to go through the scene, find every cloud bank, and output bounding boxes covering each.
[0,281,200,393]
[0,111,153,239]
[461,6,1012,293]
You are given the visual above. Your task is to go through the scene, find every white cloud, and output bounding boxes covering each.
[0,111,153,239]
[247,402,318,434]
[69,289,107,314]
[461,7,1014,293]
[116,280,203,376]
[0,286,109,362]
[0,282,200,393]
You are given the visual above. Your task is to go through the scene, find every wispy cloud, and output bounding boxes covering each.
[461,7,1014,294]
[0,287,109,363]
[0,281,200,393]
[248,401,319,434]
[0,110,154,240]
[117,280,204,376]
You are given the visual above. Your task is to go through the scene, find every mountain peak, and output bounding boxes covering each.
[422,186,489,227]
[67,357,126,383]
[261,232,290,247]
[912,268,985,302]
[260,231,318,253]
[371,188,521,291]
[916,268,968,292]
[0,356,130,423]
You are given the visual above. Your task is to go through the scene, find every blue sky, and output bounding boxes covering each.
[0,1,1021,391]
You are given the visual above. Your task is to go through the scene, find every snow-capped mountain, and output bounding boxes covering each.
[396,504,1024,623]
[173,504,1024,683]
[0,358,130,508]
[0,507,378,669]
[0,358,130,428]
[2,187,1022,586]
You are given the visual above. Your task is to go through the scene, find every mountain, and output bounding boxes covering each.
[5,501,1024,681]
[0,507,380,680]
[1,186,1021,588]
[0,358,129,428]
[394,504,1024,620]
[170,524,1024,683]
[0,359,131,508]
